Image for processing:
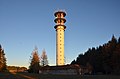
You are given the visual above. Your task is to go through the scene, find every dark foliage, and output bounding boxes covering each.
[71,35,120,75]
[0,45,7,72]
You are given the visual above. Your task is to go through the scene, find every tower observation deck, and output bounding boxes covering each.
[54,10,66,65]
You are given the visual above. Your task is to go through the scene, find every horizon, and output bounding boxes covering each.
[0,0,120,68]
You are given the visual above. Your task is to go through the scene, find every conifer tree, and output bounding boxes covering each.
[0,45,7,72]
[41,49,48,66]
[118,37,120,44]
[29,47,40,73]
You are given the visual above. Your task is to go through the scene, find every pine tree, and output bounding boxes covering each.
[71,59,76,64]
[118,37,120,44]
[29,47,40,73]
[41,49,48,66]
[0,44,7,72]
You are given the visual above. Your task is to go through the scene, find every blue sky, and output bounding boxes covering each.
[0,0,120,67]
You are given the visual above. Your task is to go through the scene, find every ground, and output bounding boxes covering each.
[0,72,120,79]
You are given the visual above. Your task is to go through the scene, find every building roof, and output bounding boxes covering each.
[40,64,80,70]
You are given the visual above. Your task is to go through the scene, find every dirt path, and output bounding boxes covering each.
[0,72,35,79]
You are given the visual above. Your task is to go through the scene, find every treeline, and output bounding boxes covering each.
[71,35,120,75]
[7,66,27,72]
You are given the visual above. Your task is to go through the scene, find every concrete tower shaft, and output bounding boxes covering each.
[54,10,66,65]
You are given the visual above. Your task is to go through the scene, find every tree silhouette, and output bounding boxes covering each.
[0,45,7,72]
[118,37,120,44]
[29,47,40,73]
[41,49,48,66]
[71,59,76,64]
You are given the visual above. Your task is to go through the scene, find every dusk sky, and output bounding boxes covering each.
[0,0,120,67]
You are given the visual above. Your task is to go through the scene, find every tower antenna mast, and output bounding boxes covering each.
[54,10,66,65]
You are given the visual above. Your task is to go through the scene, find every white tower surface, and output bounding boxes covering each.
[54,10,66,65]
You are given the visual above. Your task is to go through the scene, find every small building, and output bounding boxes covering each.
[40,64,90,75]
